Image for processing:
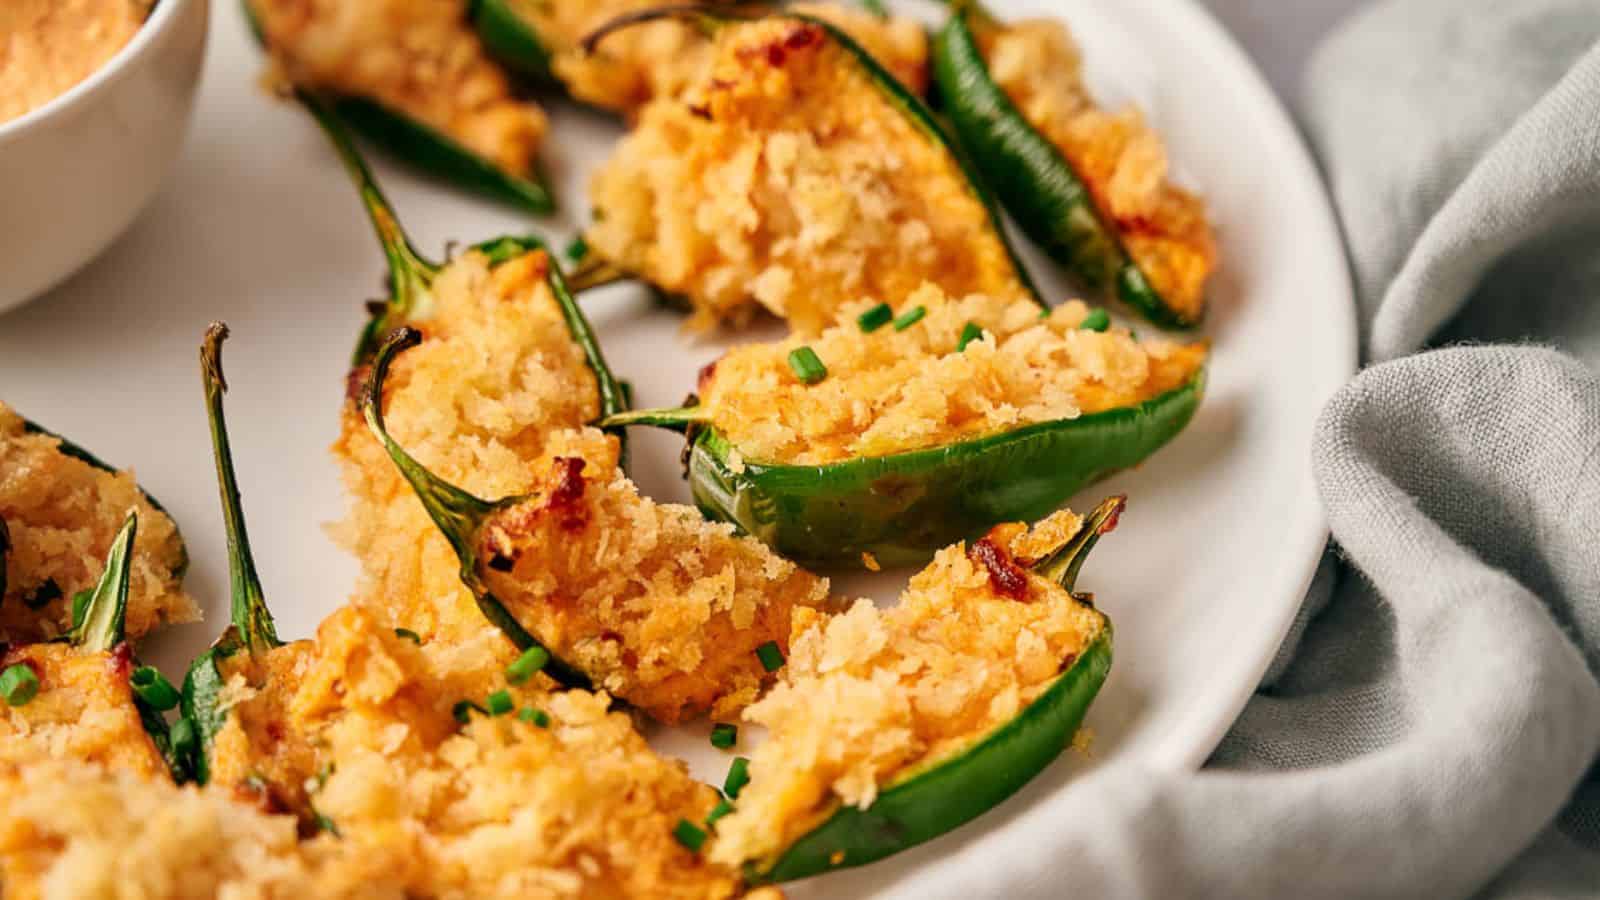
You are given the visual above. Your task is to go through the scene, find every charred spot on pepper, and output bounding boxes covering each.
[968,536,1029,600]
[344,364,373,405]
[21,578,62,610]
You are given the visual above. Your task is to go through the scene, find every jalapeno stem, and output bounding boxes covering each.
[361,329,594,690]
[598,405,708,433]
[201,324,282,654]
[298,90,439,363]
[72,513,137,653]
[1029,494,1126,592]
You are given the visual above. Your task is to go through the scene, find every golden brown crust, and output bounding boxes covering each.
[0,643,167,778]
[982,20,1216,321]
[544,1,928,114]
[208,605,740,899]
[0,761,407,900]
[587,17,1027,333]
[247,0,547,178]
[0,404,194,644]
[697,287,1208,465]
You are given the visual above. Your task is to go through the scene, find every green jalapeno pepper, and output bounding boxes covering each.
[601,363,1202,568]
[242,1,555,214]
[931,3,1198,329]
[737,495,1119,882]
[578,4,1048,311]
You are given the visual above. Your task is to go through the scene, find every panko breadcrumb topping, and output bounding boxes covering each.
[710,510,1107,868]
[587,16,1028,333]
[248,0,547,178]
[697,285,1207,465]
[0,405,195,643]
[0,643,167,778]
[539,0,927,114]
[207,604,740,899]
[334,248,830,724]
[0,761,407,900]
[479,446,830,723]
[983,20,1216,321]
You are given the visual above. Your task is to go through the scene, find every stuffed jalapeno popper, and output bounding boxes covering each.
[933,2,1217,327]
[607,285,1205,566]
[583,8,1041,332]
[0,405,193,643]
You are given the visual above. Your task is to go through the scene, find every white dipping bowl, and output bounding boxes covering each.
[0,0,209,314]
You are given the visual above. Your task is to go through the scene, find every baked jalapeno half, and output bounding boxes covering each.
[709,496,1121,882]
[932,2,1217,328]
[0,513,186,781]
[581,5,1042,332]
[0,405,193,644]
[606,287,1205,567]
[244,0,555,213]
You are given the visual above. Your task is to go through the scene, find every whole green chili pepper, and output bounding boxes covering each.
[357,328,595,692]
[179,324,289,785]
[931,3,1198,329]
[740,495,1119,883]
[601,370,1202,568]
[242,1,555,214]
[578,4,1048,311]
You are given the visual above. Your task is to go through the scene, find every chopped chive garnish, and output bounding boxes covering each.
[724,757,751,798]
[565,234,589,262]
[1038,306,1052,320]
[393,628,422,644]
[452,699,486,724]
[673,818,708,852]
[22,579,61,610]
[893,305,927,331]
[519,707,550,727]
[1080,308,1111,332]
[505,646,550,685]
[755,641,784,672]
[856,302,893,332]
[0,664,38,707]
[486,690,514,716]
[787,347,827,385]
[130,666,180,711]
[957,321,983,351]
[169,716,196,758]
[706,799,735,828]
[710,723,738,749]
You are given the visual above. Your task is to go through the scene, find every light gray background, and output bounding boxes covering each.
[1202,0,1362,101]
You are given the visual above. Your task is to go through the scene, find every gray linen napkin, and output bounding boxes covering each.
[883,1,1600,896]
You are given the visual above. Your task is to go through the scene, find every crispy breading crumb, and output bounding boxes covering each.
[983,20,1216,320]
[209,605,740,899]
[710,510,1105,868]
[588,17,1027,333]
[542,0,928,113]
[697,286,1207,464]
[0,761,406,900]
[0,644,168,778]
[0,404,195,643]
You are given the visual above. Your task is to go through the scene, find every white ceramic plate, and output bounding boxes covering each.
[0,0,1354,894]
